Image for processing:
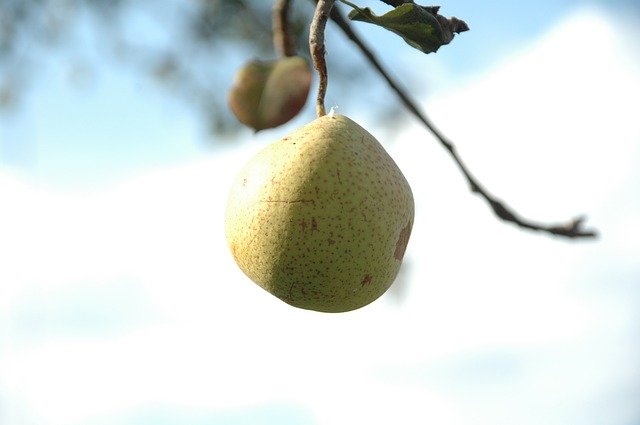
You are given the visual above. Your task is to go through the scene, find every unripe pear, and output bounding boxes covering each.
[225,114,414,312]
[227,56,311,131]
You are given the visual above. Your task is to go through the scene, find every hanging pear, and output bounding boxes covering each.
[225,114,414,312]
[227,56,311,131]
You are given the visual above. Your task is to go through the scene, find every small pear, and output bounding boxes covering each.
[225,114,414,312]
[227,56,312,131]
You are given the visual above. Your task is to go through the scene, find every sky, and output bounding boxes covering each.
[1,2,640,425]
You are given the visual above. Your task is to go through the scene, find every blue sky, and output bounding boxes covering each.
[1,1,640,425]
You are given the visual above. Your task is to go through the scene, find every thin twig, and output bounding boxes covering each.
[321,1,597,239]
[273,0,296,57]
[309,0,335,117]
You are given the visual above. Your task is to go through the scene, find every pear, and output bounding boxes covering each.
[225,114,414,312]
[227,56,312,131]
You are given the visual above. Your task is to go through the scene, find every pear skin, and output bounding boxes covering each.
[225,114,414,312]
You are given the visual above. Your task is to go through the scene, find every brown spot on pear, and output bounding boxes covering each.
[224,114,414,312]
[394,220,413,261]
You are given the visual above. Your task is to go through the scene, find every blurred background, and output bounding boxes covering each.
[1,0,639,424]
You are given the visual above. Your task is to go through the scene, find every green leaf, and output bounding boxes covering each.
[338,1,468,54]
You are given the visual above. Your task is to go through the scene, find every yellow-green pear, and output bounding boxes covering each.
[225,114,414,312]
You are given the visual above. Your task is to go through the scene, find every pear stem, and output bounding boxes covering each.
[273,0,296,57]
[309,0,334,117]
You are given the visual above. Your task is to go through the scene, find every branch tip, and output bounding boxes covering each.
[323,0,598,240]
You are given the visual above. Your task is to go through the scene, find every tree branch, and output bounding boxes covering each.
[321,1,598,239]
[273,0,296,57]
[309,0,335,116]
